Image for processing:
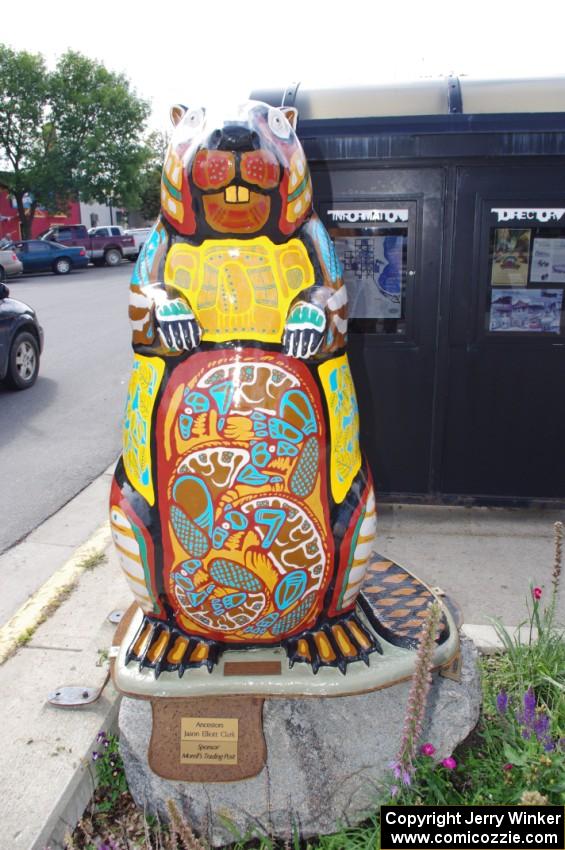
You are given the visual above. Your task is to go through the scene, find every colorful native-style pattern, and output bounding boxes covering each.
[156,350,331,644]
[110,99,450,680]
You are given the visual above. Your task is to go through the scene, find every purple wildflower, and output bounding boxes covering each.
[441,757,457,770]
[401,770,412,786]
[96,731,107,743]
[389,760,402,780]
[496,690,509,714]
[523,688,536,725]
[544,740,556,753]
[92,751,99,761]
[534,713,550,738]
[390,785,399,798]
[420,743,436,756]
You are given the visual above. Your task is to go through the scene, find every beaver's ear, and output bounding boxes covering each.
[170,104,188,127]
[281,107,298,130]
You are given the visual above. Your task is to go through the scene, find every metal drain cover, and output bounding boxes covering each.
[47,686,101,707]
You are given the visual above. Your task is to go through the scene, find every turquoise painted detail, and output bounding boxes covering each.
[179,414,193,439]
[170,505,210,557]
[290,437,319,497]
[311,218,342,283]
[183,391,210,413]
[244,611,280,635]
[276,441,299,457]
[255,508,286,548]
[130,522,160,614]
[224,510,248,531]
[237,464,270,486]
[156,299,192,320]
[180,559,202,574]
[272,596,315,635]
[210,380,235,416]
[172,476,213,533]
[274,571,308,611]
[279,389,317,436]
[251,441,271,468]
[287,302,325,329]
[212,527,229,548]
[268,417,303,444]
[211,592,247,615]
[209,559,262,592]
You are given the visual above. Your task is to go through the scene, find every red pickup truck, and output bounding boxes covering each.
[40,224,136,267]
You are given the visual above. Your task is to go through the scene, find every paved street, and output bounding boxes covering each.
[0,263,133,554]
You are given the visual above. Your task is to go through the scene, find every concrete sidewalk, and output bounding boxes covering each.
[0,468,562,850]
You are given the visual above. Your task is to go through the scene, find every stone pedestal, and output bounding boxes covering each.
[119,637,480,847]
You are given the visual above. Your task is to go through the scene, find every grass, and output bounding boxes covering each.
[78,550,108,571]
[11,548,108,656]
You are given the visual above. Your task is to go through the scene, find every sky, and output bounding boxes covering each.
[4,0,565,131]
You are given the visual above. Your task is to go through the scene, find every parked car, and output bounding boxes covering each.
[124,227,152,260]
[0,246,23,281]
[88,224,152,260]
[9,240,88,275]
[40,224,136,266]
[0,282,44,389]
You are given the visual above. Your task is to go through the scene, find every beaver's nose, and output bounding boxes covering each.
[208,125,259,152]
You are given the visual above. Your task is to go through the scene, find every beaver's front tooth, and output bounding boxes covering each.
[225,186,237,203]
[237,186,250,202]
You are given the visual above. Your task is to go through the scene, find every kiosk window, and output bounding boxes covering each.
[487,225,565,335]
[330,226,408,335]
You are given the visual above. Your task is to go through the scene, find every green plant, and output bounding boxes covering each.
[389,601,443,792]
[79,550,108,571]
[90,732,128,813]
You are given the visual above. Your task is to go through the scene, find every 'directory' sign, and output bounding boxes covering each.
[491,208,565,223]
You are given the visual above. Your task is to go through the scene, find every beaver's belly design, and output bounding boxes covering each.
[164,237,315,343]
[155,349,333,644]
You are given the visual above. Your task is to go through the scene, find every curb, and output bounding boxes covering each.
[31,699,121,850]
[0,522,112,665]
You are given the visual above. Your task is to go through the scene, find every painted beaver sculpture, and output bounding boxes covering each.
[110,100,439,678]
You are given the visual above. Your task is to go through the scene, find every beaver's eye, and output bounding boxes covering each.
[186,108,205,131]
[268,107,291,140]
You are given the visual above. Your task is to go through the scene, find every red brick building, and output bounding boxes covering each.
[0,190,80,240]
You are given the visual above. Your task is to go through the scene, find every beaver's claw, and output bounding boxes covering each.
[156,299,201,352]
[283,301,326,359]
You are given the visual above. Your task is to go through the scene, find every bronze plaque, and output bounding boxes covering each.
[181,717,239,764]
[149,696,266,782]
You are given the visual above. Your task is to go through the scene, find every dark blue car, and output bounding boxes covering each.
[0,282,44,389]
[11,239,88,275]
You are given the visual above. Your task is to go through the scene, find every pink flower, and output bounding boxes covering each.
[533,586,542,600]
[441,756,457,770]
[503,763,513,771]
[420,743,436,756]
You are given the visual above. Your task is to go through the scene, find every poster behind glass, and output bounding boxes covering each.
[332,231,407,332]
[488,226,565,335]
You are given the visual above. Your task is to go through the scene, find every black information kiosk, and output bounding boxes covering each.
[252,77,565,505]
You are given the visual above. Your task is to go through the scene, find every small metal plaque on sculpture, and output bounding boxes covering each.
[181,717,239,764]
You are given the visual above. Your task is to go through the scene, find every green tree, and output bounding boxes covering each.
[0,45,150,239]
[136,130,168,222]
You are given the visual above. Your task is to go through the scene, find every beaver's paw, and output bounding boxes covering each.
[126,615,223,677]
[283,612,382,675]
[283,302,326,359]
[156,299,202,352]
